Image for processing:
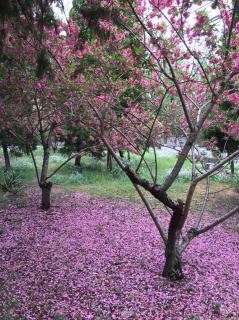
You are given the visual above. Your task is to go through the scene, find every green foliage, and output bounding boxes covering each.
[71,0,118,42]
[0,169,25,194]
[111,160,130,181]
[202,85,239,155]
[0,0,57,27]
[60,121,104,160]
[203,125,239,154]
[0,128,37,156]
[232,173,239,187]
[36,49,52,79]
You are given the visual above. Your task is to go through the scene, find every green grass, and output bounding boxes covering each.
[0,147,190,200]
[0,147,238,209]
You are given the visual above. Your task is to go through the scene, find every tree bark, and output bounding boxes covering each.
[127,150,131,160]
[119,150,124,158]
[162,202,184,280]
[40,181,52,210]
[107,150,112,171]
[75,154,82,168]
[2,143,11,170]
[230,160,235,175]
[163,248,182,280]
[40,144,52,210]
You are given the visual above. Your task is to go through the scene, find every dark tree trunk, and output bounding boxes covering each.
[127,150,131,160]
[162,203,184,280]
[40,144,52,210]
[119,150,124,158]
[230,160,235,175]
[107,150,112,171]
[163,247,182,280]
[75,154,82,168]
[2,143,11,169]
[40,182,52,210]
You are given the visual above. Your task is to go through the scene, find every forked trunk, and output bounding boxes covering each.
[40,182,52,210]
[2,143,11,169]
[162,203,184,280]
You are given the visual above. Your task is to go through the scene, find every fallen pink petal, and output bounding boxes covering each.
[0,193,238,320]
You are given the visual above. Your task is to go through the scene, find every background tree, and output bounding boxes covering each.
[202,0,239,174]
[0,127,37,170]
[0,19,87,210]
[60,121,103,168]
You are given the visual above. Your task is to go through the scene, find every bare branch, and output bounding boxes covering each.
[136,89,168,173]
[195,205,239,236]
[226,0,239,51]
[29,146,40,184]
[196,176,210,228]
[195,150,239,183]
[133,184,167,244]
[46,145,99,180]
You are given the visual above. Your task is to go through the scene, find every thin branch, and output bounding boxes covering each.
[226,0,239,51]
[196,176,210,228]
[161,131,197,191]
[158,8,215,96]
[46,146,99,180]
[46,121,57,147]
[165,57,194,132]
[181,204,239,253]
[133,184,167,244]
[194,149,239,183]
[136,89,168,173]
[195,205,239,236]
[29,146,40,184]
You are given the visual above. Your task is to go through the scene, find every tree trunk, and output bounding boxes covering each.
[75,154,82,168]
[40,182,52,210]
[119,150,124,158]
[162,203,184,280]
[230,160,235,175]
[2,143,11,170]
[107,150,112,171]
[40,144,52,210]
[162,246,183,280]
[127,150,131,160]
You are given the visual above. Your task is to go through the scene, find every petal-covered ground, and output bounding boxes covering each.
[0,193,238,320]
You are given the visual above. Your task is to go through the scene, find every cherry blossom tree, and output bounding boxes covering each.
[75,0,239,280]
[1,0,239,280]
[0,18,99,209]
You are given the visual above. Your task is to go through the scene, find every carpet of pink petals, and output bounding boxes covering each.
[0,193,238,320]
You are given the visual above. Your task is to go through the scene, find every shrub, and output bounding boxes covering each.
[112,159,132,181]
[0,169,25,194]
[12,157,33,169]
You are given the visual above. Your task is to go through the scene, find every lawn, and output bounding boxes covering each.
[0,147,237,210]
